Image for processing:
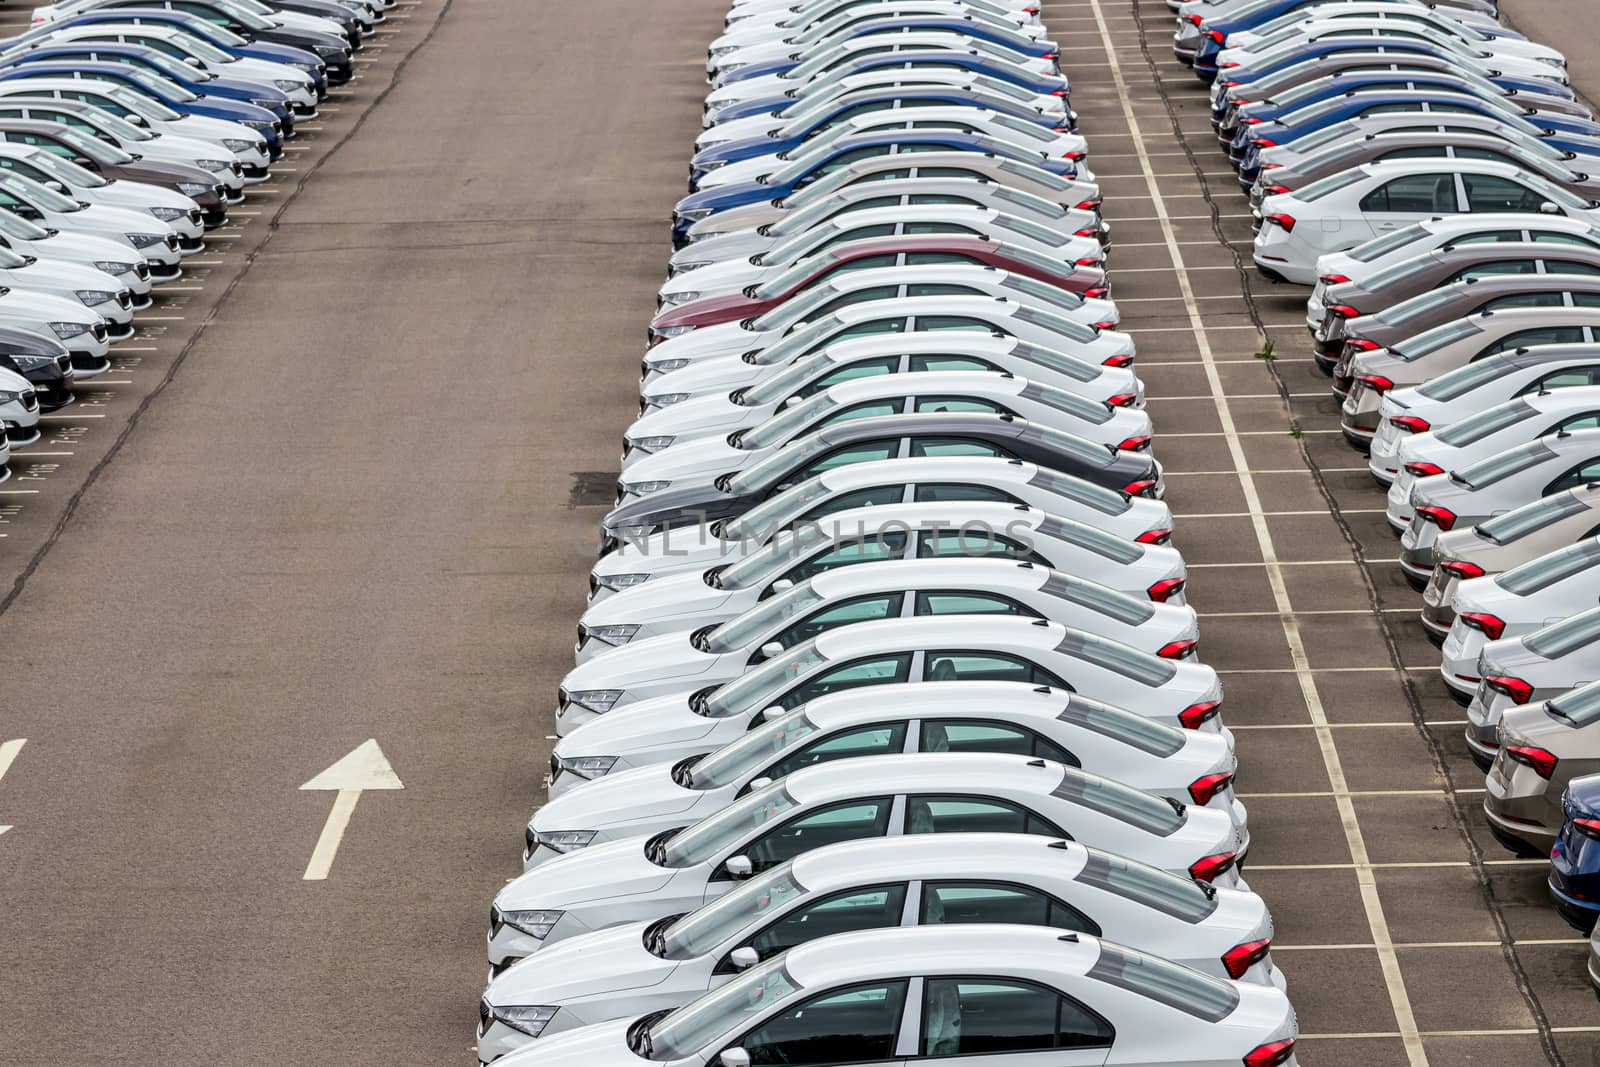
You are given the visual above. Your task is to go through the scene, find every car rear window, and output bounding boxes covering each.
[1019,382,1113,425]
[1058,694,1184,757]
[1498,538,1600,595]
[1393,318,1483,361]
[1297,168,1370,202]
[1011,305,1099,344]
[1452,440,1554,490]
[1435,398,1536,446]
[1025,468,1132,515]
[1373,284,1460,327]
[1054,631,1177,687]
[1524,606,1600,659]
[1417,357,1508,401]
[1073,849,1218,923]
[1003,337,1100,382]
[1036,515,1142,564]
[1348,222,1430,262]
[1039,572,1155,627]
[1476,492,1589,545]
[1546,680,1600,728]
[999,277,1091,317]
[1085,942,1240,1023]
[1050,767,1183,836]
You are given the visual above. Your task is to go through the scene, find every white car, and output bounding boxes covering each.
[0,200,150,304]
[1216,13,1566,76]
[1466,608,1600,769]
[488,926,1298,1067]
[0,238,130,336]
[725,0,1041,26]
[1400,428,1600,583]
[584,500,1189,662]
[555,613,1223,742]
[620,372,1153,487]
[0,281,109,369]
[709,0,1040,61]
[0,365,40,446]
[673,180,1102,271]
[0,170,180,278]
[491,753,1247,964]
[1307,212,1600,330]
[1221,3,1537,56]
[1442,535,1600,699]
[1383,388,1600,527]
[0,408,12,478]
[633,326,1140,447]
[535,681,1240,867]
[1254,160,1600,285]
[589,455,1174,596]
[643,296,1132,386]
[0,143,205,250]
[478,835,1279,1061]
[658,205,1103,306]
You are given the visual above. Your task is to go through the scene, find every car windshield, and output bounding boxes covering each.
[660,781,802,866]
[703,583,827,654]
[719,524,836,589]
[124,67,200,103]
[739,393,841,450]
[704,640,832,718]
[751,282,850,327]
[1393,317,1481,361]
[106,84,183,122]
[1372,284,1460,327]
[1052,766,1183,835]
[661,866,809,958]
[755,315,845,367]
[77,105,153,142]
[1524,606,1600,659]
[1546,680,1600,728]
[185,20,250,47]
[1416,356,1507,400]
[1281,119,1364,155]
[1075,849,1217,922]
[0,243,25,269]
[1452,440,1553,490]
[1475,491,1589,545]
[215,0,279,31]
[768,193,858,238]
[54,124,132,163]
[728,426,837,493]
[1294,167,1369,202]
[0,206,49,239]
[1435,398,1535,446]
[133,47,214,81]
[740,353,841,407]
[721,475,836,542]
[1499,537,1600,594]
[22,149,107,189]
[642,959,802,1061]
[763,220,858,268]
[1347,222,1430,263]
[171,35,233,64]
[691,708,821,791]
[0,173,78,212]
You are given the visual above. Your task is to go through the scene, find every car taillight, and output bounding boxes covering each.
[1244,1039,1296,1067]
[1572,817,1600,839]
[1086,285,1111,299]
[1147,577,1185,602]
[1404,461,1444,477]
[1253,137,1276,147]
[1179,700,1220,730]
[1185,13,1203,23]
[1118,435,1152,452]
[1102,352,1131,367]
[1414,505,1456,531]
[1075,225,1098,236]
[1221,936,1271,979]
[1388,416,1429,434]
[1242,117,1264,126]
[1223,80,1241,88]
[1356,374,1395,394]
[1487,675,1534,705]
[1326,303,1360,318]
[1205,29,1225,42]
[1107,392,1139,408]
[1320,273,1350,285]
[1189,770,1233,805]
[1065,150,1087,161]
[1438,560,1484,580]
[1135,528,1171,544]
[1124,478,1159,498]
[1051,89,1068,97]
[1261,212,1295,232]
[1345,338,1380,352]
[1093,320,1119,331]
[1459,612,1506,640]
[1075,198,1101,210]
[1159,639,1199,660]
[1075,256,1101,266]
[1506,744,1558,779]
[1260,184,1289,195]
[1261,161,1282,169]
[1042,52,1059,60]
[1189,850,1235,882]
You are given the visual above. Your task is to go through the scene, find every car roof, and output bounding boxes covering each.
[781,750,1070,805]
[801,408,1035,447]
[1357,157,1536,180]
[806,555,1051,599]
[811,331,1081,364]
[821,368,1026,403]
[788,832,1091,890]
[816,453,1041,489]
[781,924,1101,988]
[780,497,1051,535]
[1420,212,1594,234]
[833,292,1023,323]
[1433,242,1600,266]
[1487,343,1600,369]
[807,611,1067,658]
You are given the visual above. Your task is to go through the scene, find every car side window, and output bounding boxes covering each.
[1377,146,1450,161]
[922,979,1113,1057]
[906,795,1061,836]
[0,159,44,182]
[900,221,979,236]
[1553,412,1600,432]
[741,799,897,874]
[1479,326,1588,357]
[790,439,901,480]
[767,593,905,648]
[1360,173,1458,213]
[1544,457,1600,496]
[760,724,910,784]
[1452,230,1526,245]
[809,398,905,431]
[797,485,908,522]
[781,654,915,708]
[1462,174,1551,213]
[914,591,1034,617]
[913,315,1000,332]
[1575,293,1600,308]
[907,437,1013,459]
[912,482,1025,504]
[1521,366,1600,393]
[917,531,1048,563]
[920,882,1099,935]
[794,356,901,399]
[923,650,1065,687]
[903,283,985,298]
[1454,147,1515,165]
[810,286,900,317]
[1483,292,1567,309]
[1449,260,1539,282]
[908,355,997,372]
[914,396,1010,415]
[1545,260,1600,276]
[737,980,909,1066]
[902,251,985,266]
[782,534,909,585]
[919,719,1072,765]
[743,885,909,963]
[810,255,900,287]
[1534,233,1600,248]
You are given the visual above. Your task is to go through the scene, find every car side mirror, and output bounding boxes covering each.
[1541,201,1562,215]
[183,55,201,66]
[748,776,773,791]
[761,705,784,722]
[14,205,40,221]
[759,641,784,659]
[126,114,146,126]
[724,854,753,878]
[782,395,801,409]
[44,181,66,194]
[721,1049,752,1067]
[729,947,760,970]
[769,578,794,593]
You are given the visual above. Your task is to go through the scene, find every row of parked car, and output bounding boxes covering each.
[474,2,1303,1066]
[1173,0,1600,991]
[0,0,378,475]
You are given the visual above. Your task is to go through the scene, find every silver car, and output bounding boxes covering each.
[1466,607,1600,770]
[1485,679,1600,856]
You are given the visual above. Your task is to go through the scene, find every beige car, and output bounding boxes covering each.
[1485,679,1600,856]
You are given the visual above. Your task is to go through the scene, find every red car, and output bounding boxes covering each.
[649,234,1111,334]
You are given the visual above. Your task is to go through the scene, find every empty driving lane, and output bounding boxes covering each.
[0,0,723,1063]
[1061,0,1600,1062]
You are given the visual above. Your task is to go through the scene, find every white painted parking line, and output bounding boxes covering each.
[38,414,103,420]
[0,738,25,783]
[1082,1,1428,1058]
[0,489,40,494]
[10,452,74,458]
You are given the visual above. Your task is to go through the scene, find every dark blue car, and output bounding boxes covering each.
[0,62,284,156]
[673,130,1078,242]
[1228,72,1579,133]
[709,48,1069,126]
[1549,775,1600,932]
[1193,15,1526,78]
[0,43,293,123]
[691,84,1066,180]
[717,17,1060,84]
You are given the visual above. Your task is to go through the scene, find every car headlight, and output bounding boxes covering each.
[239,119,275,133]
[536,830,598,853]
[220,138,257,152]
[559,755,619,779]
[648,357,692,373]
[250,98,281,110]
[195,158,232,172]
[711,44,740,56]
[673,261,710,274]
[176,182,212,197]
[565,690,623,714]
[147,207,189,222]
[490,1005,560,1038]
[660,292,702,308]
[697,159,727,172]
[676,207,714,223]
[649,393,692,408]
[0,389,21,405]
[73,290,116,306]
[594,572,648,592]
[628,436,675,454]
[93,260,137,275]
[272,79,304,91]
[1539,55,1567,67]
[314,42,347,57]
[7,354,57,371]
[48,321,90,339]
[126,233,167,249]
[499,909,563,939]
[585,624,639,647]
[620,480,671,496]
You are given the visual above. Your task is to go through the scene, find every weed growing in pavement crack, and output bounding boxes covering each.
[1254,339,1276,361]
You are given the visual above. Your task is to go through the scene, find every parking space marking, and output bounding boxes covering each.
[1082,0,1426,1057]
[0,738,25,783]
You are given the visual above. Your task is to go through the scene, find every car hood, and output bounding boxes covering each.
[11,257,121,291]
[0,324,69,358]
[553,692,724,762]
[629,392,760,443]
[563,632,725,693]
[645,322,775,372]
[644,354,779,404]
[602,479,750,537]
[487,922,681,1006]
[622,435,757,488]
[0,285,99,323]
[69,200,174,234]
[535,763,709,835]
[659,255,766,300]
[24,226,140,262]
[493,1017,635,1067]
[653,288,769,330]
[495,836,677,912]
[144,131,249,164]
[88,180,195,212]
[581,571,740,631]
[590,527,734,584]
[677,178,779,218]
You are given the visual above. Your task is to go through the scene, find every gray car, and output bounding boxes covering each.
[1466,608,1600,770]
[1485,679,1600,856]
[600,410,1163,540]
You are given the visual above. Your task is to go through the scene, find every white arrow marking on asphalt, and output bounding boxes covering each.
[300,739,402,881]
[0,738,26,782]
